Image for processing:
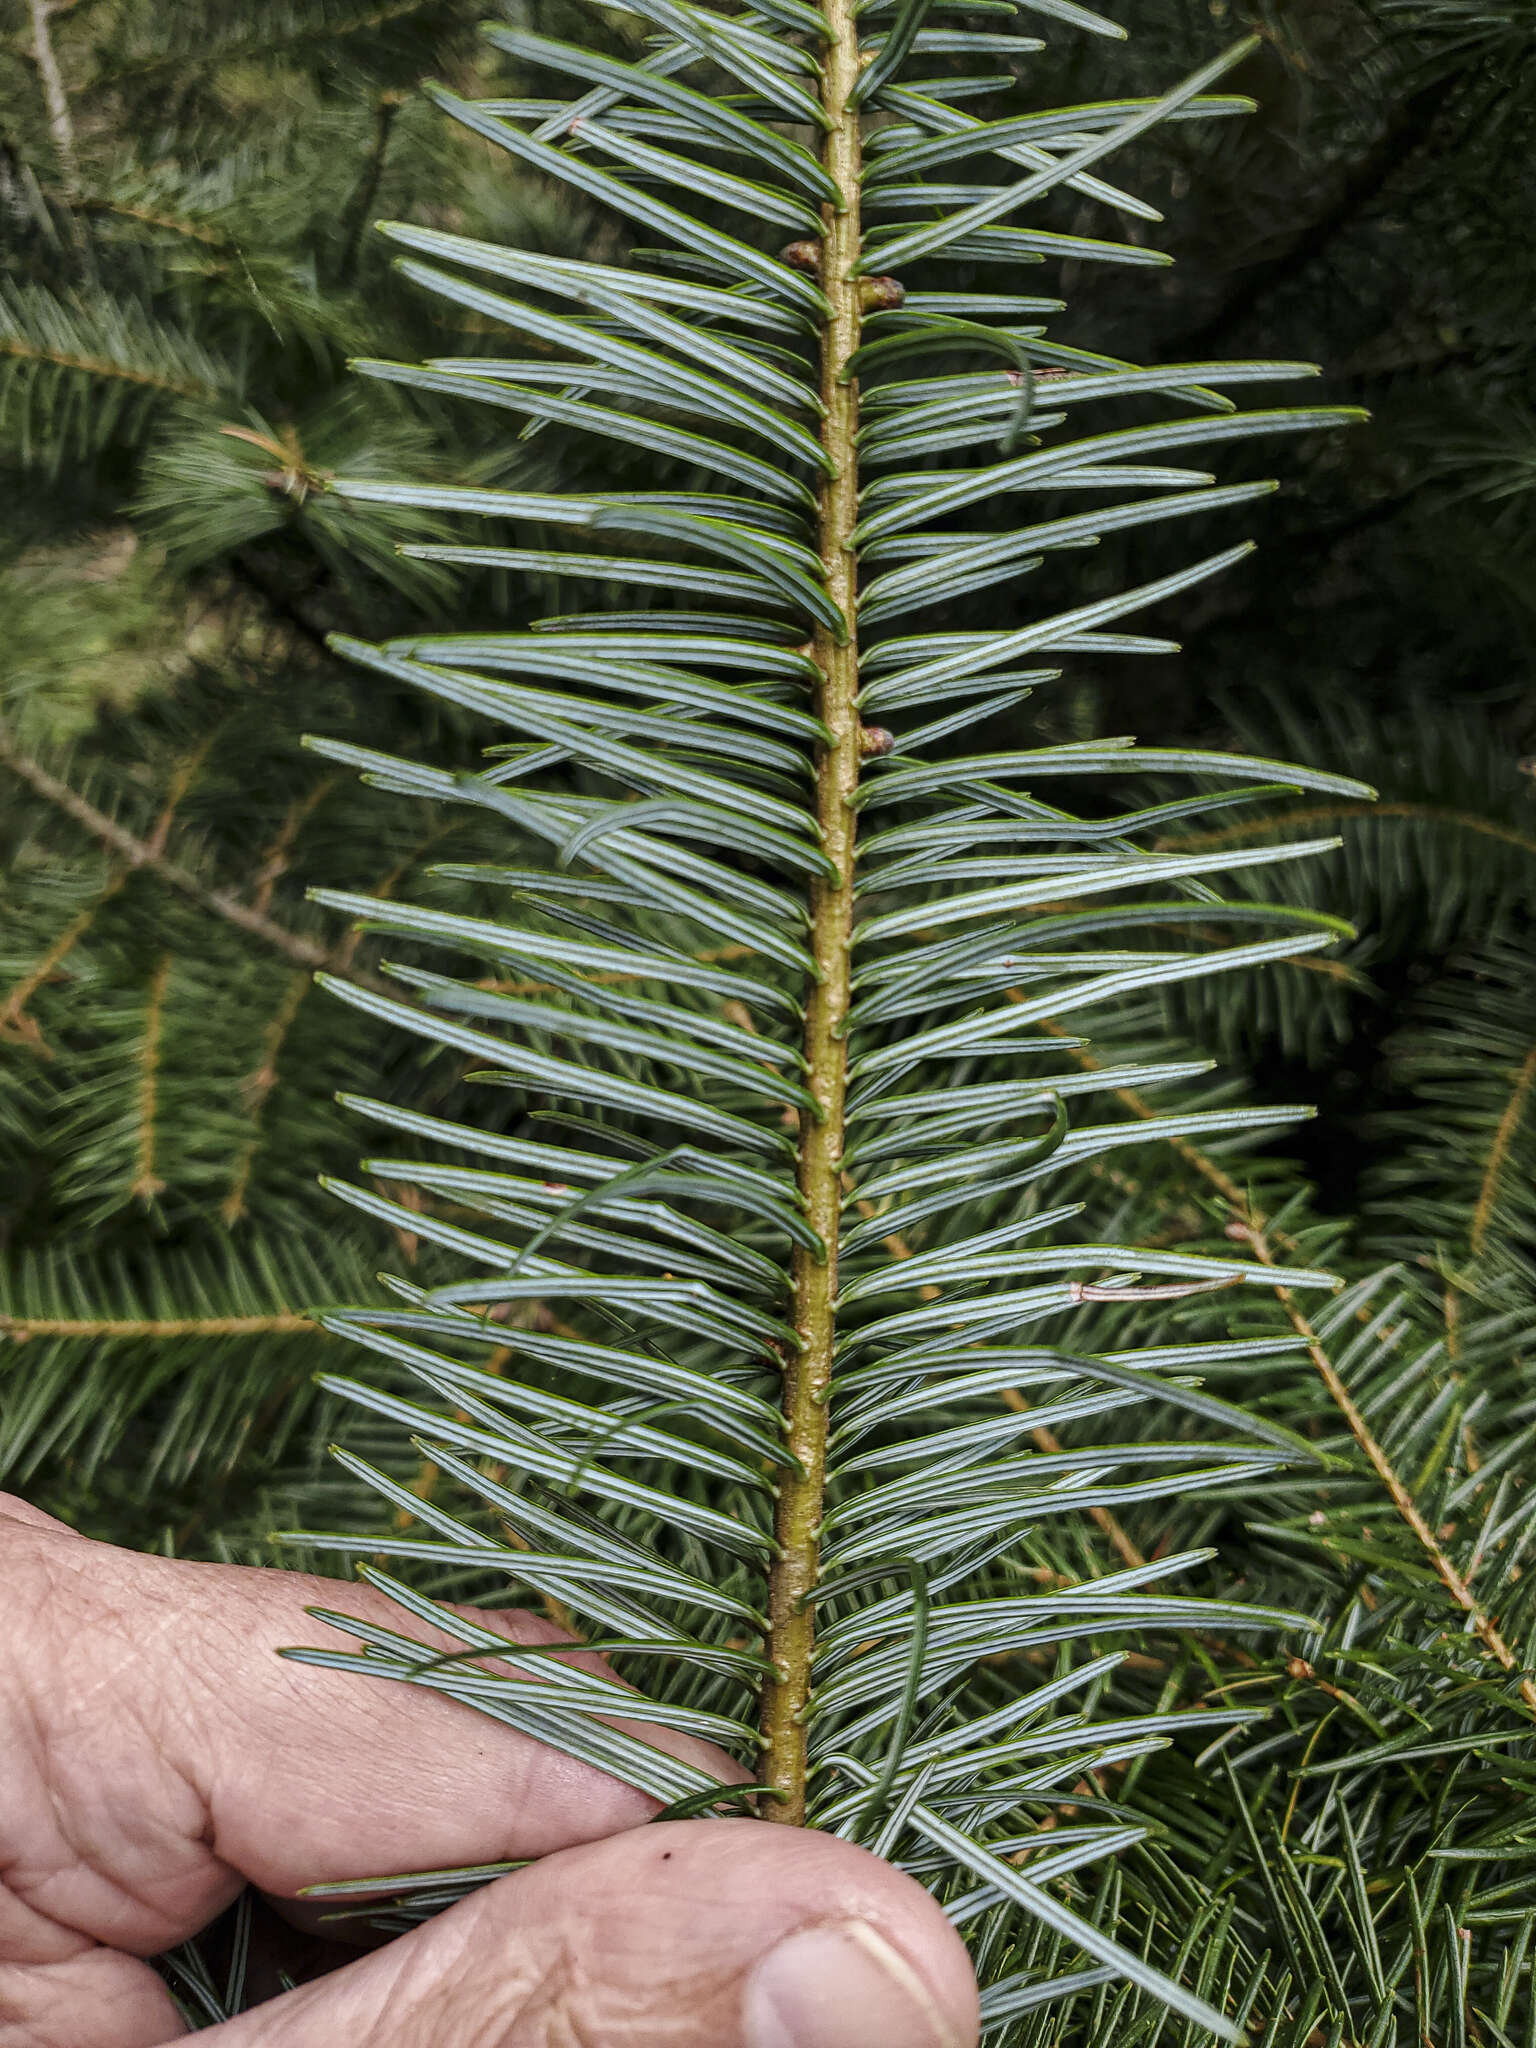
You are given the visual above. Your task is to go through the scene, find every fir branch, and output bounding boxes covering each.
[0,869,127,1054]
[1160,800,1536,864]
[1364,943,1536,1343]
[10,0,1536,2023]
[149,737,219,852]
[76,198,227,245]
[0,1313,322,1342]
[0,728,368,981]
[220,968,313,1225]
[1468,1039,1536,1263]
[248,779,339,918]
[4,737,216,1053]
[129,952,172,1202]
[26,0,77,195]
[0,331,212,399]
[179,8,1395,2027]
[1237,1222,1536,1718]
[84,0,464,94]
[760,0,863,1830]
[0,286,222,404]
[1046,1021,1536,1714]
[338,92,405,286]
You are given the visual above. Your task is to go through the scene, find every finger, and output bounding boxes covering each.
[0,1948,187,2048]
[198,1820,980,2048]
[4,1504,742,1962]
[0,1494,74,1533]
[0,1898,360,2046]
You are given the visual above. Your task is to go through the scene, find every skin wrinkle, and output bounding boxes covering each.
[5,1545,221,1958]
[468,1936,573,2048]
[1,1561,153,1957]
[0,1948,184,2047]
[527,1927,669,2048]
[238,1864,762,2047]
[0,1660,87,1964]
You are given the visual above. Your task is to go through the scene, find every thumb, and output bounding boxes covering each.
[197,1818,980,2048]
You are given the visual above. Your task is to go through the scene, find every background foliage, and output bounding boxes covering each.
[2,0,1534,2039]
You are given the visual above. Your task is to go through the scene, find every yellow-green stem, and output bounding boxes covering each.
[760,0,864,1822]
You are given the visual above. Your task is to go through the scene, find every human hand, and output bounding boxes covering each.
[0,1494,979,2046]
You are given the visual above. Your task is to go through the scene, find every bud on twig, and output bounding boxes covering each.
[859,276,905,311]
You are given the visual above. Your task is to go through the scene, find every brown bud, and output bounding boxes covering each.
[859,275,906,311]
[858,724,896,758]
[260,466,327,505]
[779,240,822,275]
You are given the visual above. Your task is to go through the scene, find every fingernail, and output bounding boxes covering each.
[744,1920,961,2048]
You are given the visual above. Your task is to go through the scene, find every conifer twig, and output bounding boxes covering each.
[221,969,313,1225]
[339,92,405,284]
[76,198,226,245]
[130,953,171,1201]
[0,871,128,1051]
[249,779,337,916]
[0,329,216,401]
[27,0,78,195]
[1044,1023,1536,1713]
[1161,801,1536,863]
[760,0,864,1824]
[1468,1040,1536,1261]
[1,1314,320,1341]
[0,729,381,986]
[1231,1221,1536,1717]
[80,0,456,94]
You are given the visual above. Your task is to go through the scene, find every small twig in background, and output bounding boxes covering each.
[27,0,78,195]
